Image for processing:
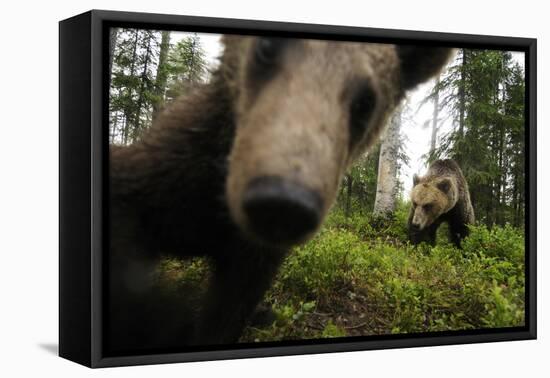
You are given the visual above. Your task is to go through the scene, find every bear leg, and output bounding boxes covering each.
[427,224,439,245]
[195,246,286,345]
[448,221,469,249]
[410,223,438,246]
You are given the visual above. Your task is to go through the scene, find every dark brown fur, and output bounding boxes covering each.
[109,36,453,352]
[408,159,475,247]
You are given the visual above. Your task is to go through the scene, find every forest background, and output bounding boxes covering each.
[108,29,527,339]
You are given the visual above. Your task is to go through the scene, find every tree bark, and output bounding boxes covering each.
[345,174,353,218]
[430,75,440,157]
[122,30,140,145]
[373,108,402,217]
[133,31,153,139]
[458,49,467,139]
[108,28,118,76]
[152,31,171,122]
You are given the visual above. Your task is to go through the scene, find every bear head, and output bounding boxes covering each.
[410,175,458,231]
[223,36,454,247]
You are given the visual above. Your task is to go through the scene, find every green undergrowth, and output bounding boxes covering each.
[158,206,525,343]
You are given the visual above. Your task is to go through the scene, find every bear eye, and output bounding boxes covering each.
[254,37,287,66]
[423,204,433,211]
[349,83,377,146]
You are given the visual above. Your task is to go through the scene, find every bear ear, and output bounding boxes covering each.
[413,174,420,186]
[436,178,451,194]
[396,46,455,90]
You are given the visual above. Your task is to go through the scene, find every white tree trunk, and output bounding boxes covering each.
[108,27,118,76]
[430,75,441,155]
[373,108,402,217]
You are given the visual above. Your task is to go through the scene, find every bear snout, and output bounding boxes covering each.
[242,176,323,245]
[410,222,421,231]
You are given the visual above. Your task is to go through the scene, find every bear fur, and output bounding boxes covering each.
[408,159,475,247]
[109,35,453,353]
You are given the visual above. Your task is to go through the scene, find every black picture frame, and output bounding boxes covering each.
[59,9,537,368]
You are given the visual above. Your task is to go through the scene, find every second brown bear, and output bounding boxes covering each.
[409,159,475,247]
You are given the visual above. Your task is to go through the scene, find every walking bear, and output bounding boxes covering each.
[109,35,453,352]
[408,159,475,247]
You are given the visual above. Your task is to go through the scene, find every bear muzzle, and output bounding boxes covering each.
[411,211,430,231]
[242,175,323,246]
[410,222,422,231]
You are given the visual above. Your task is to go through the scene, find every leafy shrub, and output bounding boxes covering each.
[324,205,409,244]
[274,228,362,307]
[247,218,525,340]
[462,224,525,265]
[321,321,347,338]
[241,301,319,342]
[155,210,525,343]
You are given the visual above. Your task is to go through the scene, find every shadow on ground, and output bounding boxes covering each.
[38,343,58,355]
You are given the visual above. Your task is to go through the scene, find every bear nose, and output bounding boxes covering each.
[411,222,421,231]
[242,176,323,245]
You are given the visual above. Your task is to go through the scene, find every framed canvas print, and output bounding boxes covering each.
[59,10,536,368]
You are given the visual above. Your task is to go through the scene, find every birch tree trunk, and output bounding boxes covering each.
[122,30,139,145]
[458,49,467,139]
[152,31,171,122]
[373,108,402,217]
[345,174,353,218]
[108,28,118,76]
[430,75,441,157]
[134,31,153,138]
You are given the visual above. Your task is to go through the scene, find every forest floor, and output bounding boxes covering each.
[157,204,526,343]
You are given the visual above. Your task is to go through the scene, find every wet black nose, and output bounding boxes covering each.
[242,176,323,245]
[411,223,421,231]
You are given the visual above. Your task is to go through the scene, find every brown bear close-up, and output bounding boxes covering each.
[107,35,455,353]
